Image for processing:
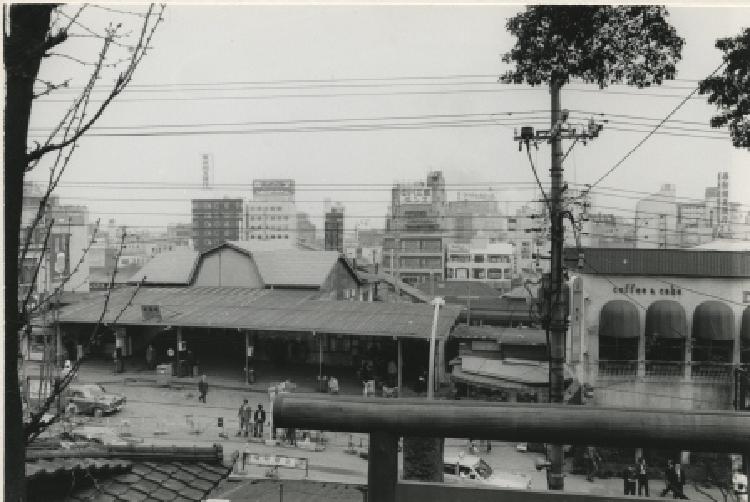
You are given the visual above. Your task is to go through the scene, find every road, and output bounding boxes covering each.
[46,378,726,500]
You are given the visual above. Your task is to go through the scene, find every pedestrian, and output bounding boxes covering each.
[586,446,601,482]
[661,459,687,498]
[672,463,688,499]
[623,464,637,495]
[145,344,155,370]
[237,399,248,436]
[637,457,650,496]
[243,400,253,437]
[254,404,266,438]
[198,374,208,403]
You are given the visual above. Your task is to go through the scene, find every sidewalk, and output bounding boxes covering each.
[78,358,425,397]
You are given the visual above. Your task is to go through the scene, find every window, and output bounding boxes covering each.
[473,255,485,263]
[487,269,503,279]
[473,269,486,280]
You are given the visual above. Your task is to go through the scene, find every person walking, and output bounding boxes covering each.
[672,463,688,499]
[254,404,266,438]
[198,374,208,403]
[623,465,637,495]
[586,446,601,482]
[637,457,650,496]
[237,399,248,436]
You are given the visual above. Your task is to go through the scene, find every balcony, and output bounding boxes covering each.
[597,360,638,378]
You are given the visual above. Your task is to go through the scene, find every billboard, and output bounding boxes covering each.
[399,188,432,205]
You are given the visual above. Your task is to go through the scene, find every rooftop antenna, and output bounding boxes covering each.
[201,153,213,190]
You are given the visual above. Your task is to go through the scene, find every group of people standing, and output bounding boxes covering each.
[586,448,688,499]
[237,399,267,438]
[622,457,650,496]
[623,457,687,498]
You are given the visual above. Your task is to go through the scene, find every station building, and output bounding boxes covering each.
[57,241,460,391]
[566,247,750,410]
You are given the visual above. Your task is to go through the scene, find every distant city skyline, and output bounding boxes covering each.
[26,5,750,233]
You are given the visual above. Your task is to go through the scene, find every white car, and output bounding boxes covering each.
[443,453,532,490]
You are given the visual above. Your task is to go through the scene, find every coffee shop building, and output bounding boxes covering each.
[566,247,750,410]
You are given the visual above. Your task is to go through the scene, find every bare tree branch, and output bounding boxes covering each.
[26,275,146,443]
[24,230,132,442]
[20,219,55,318]
[26,4,165,165]
[30,219,101,315]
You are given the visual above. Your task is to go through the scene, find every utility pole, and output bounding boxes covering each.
[514,82,603,491]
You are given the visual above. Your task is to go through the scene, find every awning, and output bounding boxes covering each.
[645,300,687,339]
[451,367,533,391]
[599,300,640,339]
[692,301,735,341]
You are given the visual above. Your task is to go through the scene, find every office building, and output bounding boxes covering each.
[325,205,344,253]
[191,198,243,253]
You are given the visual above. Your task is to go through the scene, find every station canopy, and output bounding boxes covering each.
[599,300,640,339]
[57,287,461,340]
[645,300,687,339]
[692,301,735,341]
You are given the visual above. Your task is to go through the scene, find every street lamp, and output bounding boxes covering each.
[427,296,445,400]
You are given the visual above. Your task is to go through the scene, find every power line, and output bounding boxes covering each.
[584,61,728,193]
[35,84,715,105]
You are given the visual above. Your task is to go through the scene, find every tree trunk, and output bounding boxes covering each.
[5,5,56,501]
[403,437,444,482]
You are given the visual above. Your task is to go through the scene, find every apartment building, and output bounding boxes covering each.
[445,240,514,293]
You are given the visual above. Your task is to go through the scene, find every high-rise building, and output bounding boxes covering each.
[245,179,297,242]
[296,211,317,247]
[383,171,448,286]
[635,184,678,249]
[717,171,730,236]
[191,198,243,253]
[325,205,344,253]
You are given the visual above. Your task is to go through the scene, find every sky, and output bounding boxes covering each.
[27,4,750,235]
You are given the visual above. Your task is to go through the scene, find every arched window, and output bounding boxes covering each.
[598,300,640,375]
[645,300,686,376]
[691,301,734,377]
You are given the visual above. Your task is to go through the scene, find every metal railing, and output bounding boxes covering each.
[274,394,750,502]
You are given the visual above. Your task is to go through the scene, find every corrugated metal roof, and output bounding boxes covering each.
[567,247,750,278]
[451,325,547,345]
[58,287,461,339]
[128,248,200,285]
[252,249,343,287]
[420,280,501,299]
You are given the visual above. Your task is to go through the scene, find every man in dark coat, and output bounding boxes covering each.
[671,463,688,499]
[254,404,266,438]
[623,465,637,495]
[198,374,208,403]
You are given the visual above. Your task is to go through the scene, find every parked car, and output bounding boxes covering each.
[443,453,532,490]
[65,384,126,417]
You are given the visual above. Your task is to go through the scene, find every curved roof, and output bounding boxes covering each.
[599,300,640,339]
[128,248,199,285]
[645,300,687,339]
[692,301,735,341]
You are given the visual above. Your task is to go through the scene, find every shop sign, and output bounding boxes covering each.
[612,283,681,296]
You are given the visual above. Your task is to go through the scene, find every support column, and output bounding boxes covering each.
[245,331,250,384]
[638,310,647,378]
[397,338,403,392]
[368,431,398,502]
[733,309,742,365]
